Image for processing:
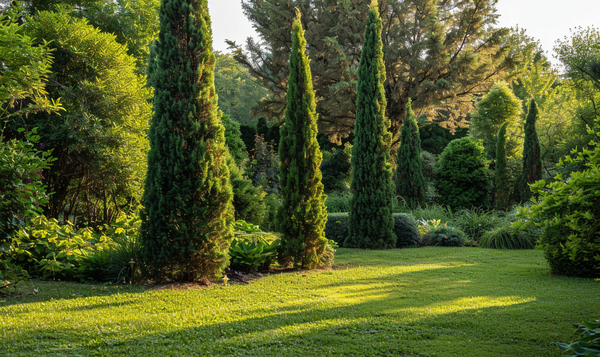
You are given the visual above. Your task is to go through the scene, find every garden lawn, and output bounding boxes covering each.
[1,248,598,356]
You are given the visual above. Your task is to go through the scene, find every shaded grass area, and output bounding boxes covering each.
[1,248,599,356]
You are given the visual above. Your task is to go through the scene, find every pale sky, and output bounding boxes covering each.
[208,0,599,68]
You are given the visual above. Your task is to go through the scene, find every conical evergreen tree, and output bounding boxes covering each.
[140,0,234,280]
[495,122,510,211]
[277,11,329,269]
[517,99,542,202]
[396,99,426,209]
[345,0,396,249]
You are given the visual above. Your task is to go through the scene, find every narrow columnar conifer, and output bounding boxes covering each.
[140,0,234,280]
[518,99,542,202]
[277,12,328,269]
[345,1,396,249]
[495,122,510,211]
[396,99,426,209]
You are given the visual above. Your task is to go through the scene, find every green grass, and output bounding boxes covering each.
[1,248,599,356]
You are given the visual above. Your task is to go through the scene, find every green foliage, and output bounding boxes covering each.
[556,321,600,357]
[324,191,352,213]
[277,13,328,269]
[16,8,152,224]
[0,3,62,119]
[393,214,421,248]
[470,82,522,159]
[396,99,426,209]
[27,0,160,72]
[9,213,141,282]
[324,213,350,245]
[141,0,234,280]
[420,124,468,155]
[229,222,280,273]
[479,225,537,250]
[214,52,269,125]
[422,226,466,247]
[0,129,55,285]
[326,212,419,249]
[516,99,542,202]
[452,209,508,242]
[249,134,280,195]
[417,219,447,236]
[321,147,352,193]
[420,151,437,182]
[528,129,600,278]
[234,0,519,139]
[222,112,249,167]
[228,157,267,227]
[434,137,492,210]
[346,2,396,249]
[495,122,510,210]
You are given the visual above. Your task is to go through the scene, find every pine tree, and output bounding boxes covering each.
[345,1,396,250]
[396,99,426,209]
[495,122,510,211]
[277,11,328,269]
[518,99,542,201]
[140,0,234,280]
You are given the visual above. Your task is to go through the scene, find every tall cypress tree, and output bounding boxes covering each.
[345,0,396,249]
[396,99,426,209]
[518,99,542,202]
[495,122,510,211]
[141,0,234,280]
[277,11,328,269]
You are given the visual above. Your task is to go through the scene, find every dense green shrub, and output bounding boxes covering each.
[326,213,419,248]
[528,141,600,277]
[453,209,508,241]
[434,137,492,209]
[228,155,267,226]
[419,124,468,155]
[325,191,352,213]
[249,135,280,195]
[479,225,537,249]
[321,149,352,192]
[11,213,142,282]
[260,193,281,232]
[393,214,421,248]
[420,151,437,181]
[422,226,466,247]
[325,213,350,245]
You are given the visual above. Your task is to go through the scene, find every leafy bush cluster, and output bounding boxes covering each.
[434,137,492,210]
[528,125,600,278]
[421,226,466,247]
[10,213,141,283]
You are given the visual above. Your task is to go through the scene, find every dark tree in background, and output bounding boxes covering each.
[345,1,396,250]
[396,99,425,209]
[141,0,233,280]
[495,122,510,210]
[517,99,542,202]
[277,12,328,269]
[231,0,522,142]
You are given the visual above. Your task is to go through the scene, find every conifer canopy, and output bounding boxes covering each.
[277,11,329,269]
[141,0,234,280]
[396,99,426,209]
[345,1,396,249]
[495,122,510,210]
[518,99,542,201]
